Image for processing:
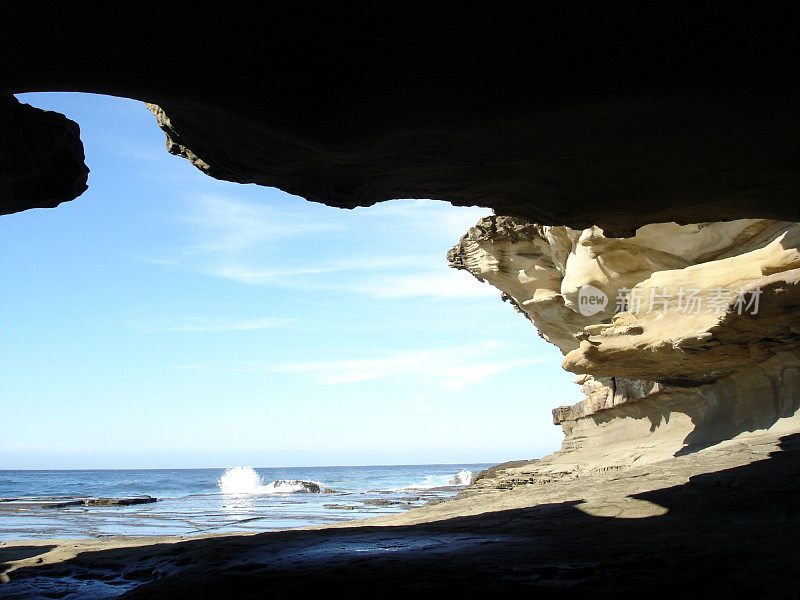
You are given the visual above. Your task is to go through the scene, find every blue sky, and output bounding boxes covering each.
[0,93,579,469]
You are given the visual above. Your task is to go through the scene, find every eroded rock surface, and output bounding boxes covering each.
[449,216,800,434]
[463,352,800,495]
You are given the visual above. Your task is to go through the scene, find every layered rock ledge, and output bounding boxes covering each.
[449,216,800,467]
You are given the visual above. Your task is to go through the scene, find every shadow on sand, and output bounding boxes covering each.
[4,435,800,598]
[0,544,56,571]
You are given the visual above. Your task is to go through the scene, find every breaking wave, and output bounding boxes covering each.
[405,469,474,489]
[218,467,322,495]
[449,469,474,486]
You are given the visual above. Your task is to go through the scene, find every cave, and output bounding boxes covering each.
[2,5,799,598]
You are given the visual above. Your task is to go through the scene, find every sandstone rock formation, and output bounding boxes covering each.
[1,6,797,234]
[449,216,800,457]
[460,352,800,496]
[446,215,800,546]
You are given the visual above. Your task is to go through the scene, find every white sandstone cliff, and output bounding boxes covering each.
[448,216,800,466]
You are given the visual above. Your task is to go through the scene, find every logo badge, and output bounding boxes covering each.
[577,284,608,316]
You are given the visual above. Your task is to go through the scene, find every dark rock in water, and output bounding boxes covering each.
[83,496,157,507]
[322,489,345,494]
[45,496,157,508]
[323,504,360,510]
[362,499,401,507]
[272,480,321,494]
[0,495,158,509]
[45,499,85,508]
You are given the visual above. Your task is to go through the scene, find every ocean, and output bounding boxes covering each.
[0,464,491,541]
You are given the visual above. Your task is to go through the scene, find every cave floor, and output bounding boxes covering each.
[3,425,800,599]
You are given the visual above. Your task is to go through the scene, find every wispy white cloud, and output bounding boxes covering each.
[347,271,496,299]
[143,195,493,300]
[102,135,167,163]
[135,193,346,269]
[400,394,432,411]
[205,263,495,299]
[184,194,341,253]
[175,340,549,391]
[130,317,291,333]
[207,256,421,286]
[0,441,50,451]
[356,199,490,239]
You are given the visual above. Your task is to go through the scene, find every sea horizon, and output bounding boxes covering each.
[0,463,493,540]
[0,461,498,472]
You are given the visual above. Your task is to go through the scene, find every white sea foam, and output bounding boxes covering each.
[218,467,323,495]
[218,467,264,494]
[404,469,473,490]
[448,469,473,486]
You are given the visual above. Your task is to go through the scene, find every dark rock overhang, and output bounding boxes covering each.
[1,4,797,234]
[0,96,88,214]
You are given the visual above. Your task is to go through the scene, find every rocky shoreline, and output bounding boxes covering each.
[2,407,800,597]
[0,496,158,510]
